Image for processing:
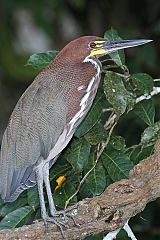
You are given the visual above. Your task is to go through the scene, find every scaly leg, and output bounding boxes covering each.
[43,161,79,227]
[35,164,48,229]
[43,161,57,216]
[36,161,67,239]
[43,162,67,225]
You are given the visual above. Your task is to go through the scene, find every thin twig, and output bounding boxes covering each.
[123,221,138,240]
[104,87,160,127]
[65,121,117,208]
[136,87,160,103]
[103,228,121,240]
[102,107,114,113]
[104,112,117,130]
[97,121,117,159]
[102,69,130,79]
[154,78,160,82]
[103,220,138,240]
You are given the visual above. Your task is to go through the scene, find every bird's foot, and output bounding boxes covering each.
[43,206,80,239]
[53,208,80,227]
[57,208,80,227]
[43,215,68,239]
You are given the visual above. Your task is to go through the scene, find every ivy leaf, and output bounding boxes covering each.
[131,73,154,94]
[101,145,133,181]
[141,121,160,145]
[26,51,59,69]
[126,145,154,164]
[134,100,155,126]
[53,182,77,209]
[104,71,135,116]
[64,138,91,172]
[104,28,125,66]
[0,206,33,229]
[0,197,28,218]
[125,145,142,165]
[49,159,71,182]
[85,153,106,196]
[110,135,126,151]
[84,122,107,145]
[75,91,106,137]
[78,182,93,199]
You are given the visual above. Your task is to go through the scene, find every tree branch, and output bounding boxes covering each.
[0,140,160,240]
[136,87,160,103]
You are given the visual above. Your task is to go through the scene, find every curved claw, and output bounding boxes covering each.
[43,215,68,239]
[46,216,69,228]
[66,213,80,227]
[54,209,80,227]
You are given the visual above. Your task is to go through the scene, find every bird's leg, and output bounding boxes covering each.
[43,161,57,215]
[35,164,48,230]
[43,161,69,228]
[36,162,67,239]
[43,161,79,227]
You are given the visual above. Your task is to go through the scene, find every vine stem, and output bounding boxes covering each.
[65,120,117,208]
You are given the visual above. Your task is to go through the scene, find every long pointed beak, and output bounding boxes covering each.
[103,39,153,53]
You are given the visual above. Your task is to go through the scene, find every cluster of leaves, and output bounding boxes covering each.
[0,28,159,233]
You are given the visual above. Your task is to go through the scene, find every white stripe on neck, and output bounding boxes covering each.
[67,56,101,136]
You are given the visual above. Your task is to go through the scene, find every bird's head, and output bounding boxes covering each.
[57,36,152,64]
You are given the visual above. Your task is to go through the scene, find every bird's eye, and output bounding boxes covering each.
[89,42,96,49]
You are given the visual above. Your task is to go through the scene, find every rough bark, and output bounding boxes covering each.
[0,140,160,240]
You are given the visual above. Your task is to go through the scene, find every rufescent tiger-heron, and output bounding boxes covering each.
[0,36,152,232]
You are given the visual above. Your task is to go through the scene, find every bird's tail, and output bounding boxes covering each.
[0,128,37,202]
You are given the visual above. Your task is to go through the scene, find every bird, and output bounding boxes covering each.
[0,36,152,231]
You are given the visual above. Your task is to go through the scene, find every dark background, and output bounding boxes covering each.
[0,0,160,239]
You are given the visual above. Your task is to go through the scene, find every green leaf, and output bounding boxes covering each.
[110,135,126,151]
[104,71,135,116]
[125,145,142,165]
[49,159,71,182]
[131,73,154,94]
[84,122,107,145]
[0,206,33,229]
[66,170,81,187]
[134,100,155,126]
[65,138,91,172]
[27,187,39,210]
[78,182,93,199]
[53,182,77,209]
[101,145,133,181]
[141,121,160,145]
[126,145,154,164]
[26,51,59,69]
[0,197,28,218]
[135,145,154,162]
[104,28,125,66]
[0,199,4,208]
[34,208,41,220]
[85,154,106,196]
[75,91,106,137]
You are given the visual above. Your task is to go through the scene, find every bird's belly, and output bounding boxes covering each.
[45,128,73,163]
